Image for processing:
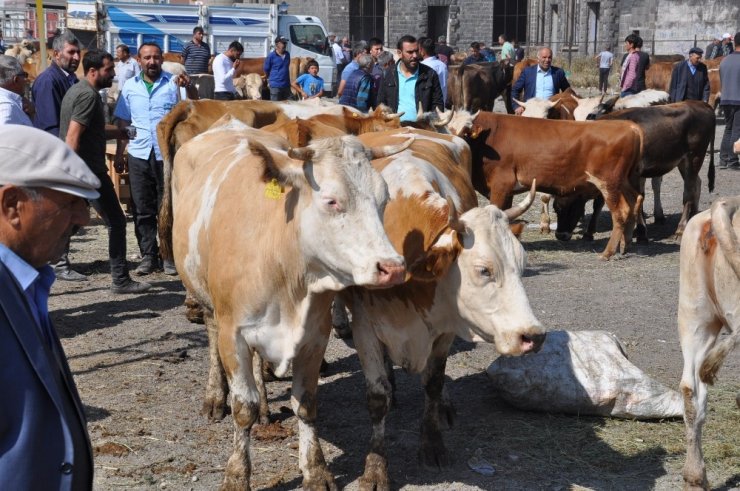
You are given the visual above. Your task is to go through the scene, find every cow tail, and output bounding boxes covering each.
[157,99,192,262]
[707,135,715,193]
[457,64,466,111]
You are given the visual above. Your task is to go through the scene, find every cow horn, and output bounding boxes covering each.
[504,180,537,221]
[288,146,315,162]
[514,98,528,108]
[433,108,454,127]
[368,136,414,159]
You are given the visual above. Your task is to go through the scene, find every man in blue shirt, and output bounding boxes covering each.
[511,46,570,115]
[32,30,80,137]
[114,43,189,275]
[264,36,291,101]
[0,125,99,491]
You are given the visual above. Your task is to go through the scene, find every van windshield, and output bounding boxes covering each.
[289,24,329,56]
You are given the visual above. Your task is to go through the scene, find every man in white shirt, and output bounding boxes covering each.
[213,41,243,100]
[419,37,448,106]
[0,55,32,126]
[330,33,347,79]
[114,44,140,89]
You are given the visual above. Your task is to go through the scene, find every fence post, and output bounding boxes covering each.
[651,32,655,54]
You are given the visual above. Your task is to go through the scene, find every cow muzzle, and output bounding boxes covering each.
[520,332,546,354]
[372,259,406,288]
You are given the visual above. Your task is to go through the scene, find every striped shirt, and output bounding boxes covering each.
[182,41,211,75]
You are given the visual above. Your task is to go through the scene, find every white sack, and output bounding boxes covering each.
[486,330,683,420]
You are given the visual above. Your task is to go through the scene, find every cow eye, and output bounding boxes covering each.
[324,197,342,212]
[477,266,492,278]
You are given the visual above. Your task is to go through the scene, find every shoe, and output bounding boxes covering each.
[727,164,740,170]
[55,268,88,282]
[135,256,156,275]
[162,259,177,276]
[111,278,152,294]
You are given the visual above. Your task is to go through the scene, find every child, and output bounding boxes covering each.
[292,60,324,99]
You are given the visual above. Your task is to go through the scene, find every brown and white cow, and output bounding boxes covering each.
[678,196,740,490]
[345,128,545,488]
[467,112,644,259]
[165,118,407,489]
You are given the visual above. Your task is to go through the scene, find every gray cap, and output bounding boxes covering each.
[0,125,100,199]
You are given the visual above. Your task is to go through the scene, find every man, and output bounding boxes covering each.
[463,42,487,65]
[705,35,722,60]
[0,125,97,490]
[263,36,291,101]
[336,42,369,98]
[512,46,571,115]
[114,44,140,89]
[720,32,734,57]
[619,33,650,97]
[0,55,32,126]
[114,43,188,275]
[368,37,385,93]
[513,38,525,62]
[213,41,243,100]
[436,35,454,66]
[338,53,375,111]
[499,34,515,64]
[668,47,710,103]
[419,36,448,106]
[719,32,740,170]
[60,49,150,294]
[595,45,614,95]
[330,33,347,79]
[182,26,211,75]
[31,30,80,136]
[378,35,443,123]
[0,31,5,53]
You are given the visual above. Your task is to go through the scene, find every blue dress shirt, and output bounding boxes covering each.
[535,66,555,99]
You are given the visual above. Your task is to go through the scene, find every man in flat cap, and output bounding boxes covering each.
[0,125,96,490]
[668,46,710,103]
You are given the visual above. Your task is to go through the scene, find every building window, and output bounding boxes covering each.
[349,0,385,43]
[493,0,527,43]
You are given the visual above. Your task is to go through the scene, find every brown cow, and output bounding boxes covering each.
[467,112,644,259]
[447,61,512,112]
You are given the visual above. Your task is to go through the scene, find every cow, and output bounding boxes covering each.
[646,61,676,91]
[467,112,644,259]
[232,55,313,97]
[446,61,513,113]
[555,101,716,242]
[234,73,263,99]
[345,128,545,488]
[650,54,684,63]
[164,118,408,489]
[678,196,740,491]
[4,39,36,64]
[162,52,184,64]
[514,87,581,119]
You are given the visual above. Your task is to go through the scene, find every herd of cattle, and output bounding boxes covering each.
[148,86,738,490]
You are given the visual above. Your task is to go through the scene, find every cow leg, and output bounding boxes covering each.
[651,176,666,223]
[583,195,605,242]
[252,351,270,425]
[419,333,456,470]
[675,160,702,237]
[633,178,649,244]
[202,311,229,421]
[219,322,260,491]
[291,305,337,491]
[539,194,552,234]
[679,313,721,491]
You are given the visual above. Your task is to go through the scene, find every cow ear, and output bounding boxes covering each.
[408,229,461,281]
[250,140,306,189]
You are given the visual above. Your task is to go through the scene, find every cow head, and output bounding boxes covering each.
[516,97,561,119]
[552,194,589,241]
[582,94,616,120]
[234,73,263,100]
[437,185,546,356]
[264,136,406,289]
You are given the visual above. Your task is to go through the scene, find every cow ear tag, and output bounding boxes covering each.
[265,178,284,199]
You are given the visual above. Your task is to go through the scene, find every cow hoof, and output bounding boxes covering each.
[202,398,228,421]
[185,305,205,324]
[359,453,390,491]
[302,467,338,491]
[582,233,594,242]
[332,323,352,339]
[419,433,451,470]
[221,454,250,491]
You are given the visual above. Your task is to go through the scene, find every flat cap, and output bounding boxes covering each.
[0,125,100,199]
[689,47,703,55]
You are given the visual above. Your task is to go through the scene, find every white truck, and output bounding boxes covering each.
[66,0,336,93]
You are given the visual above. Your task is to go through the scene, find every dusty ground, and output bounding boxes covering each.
[52,119,739,491]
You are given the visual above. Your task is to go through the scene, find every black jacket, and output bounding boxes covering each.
[377,62,444,115]
[668,61,710,103]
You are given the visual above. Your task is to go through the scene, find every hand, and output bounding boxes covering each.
[175,74,191,87]
[514,106,524,115]
[114,154,127,174]
[233,59,240,69]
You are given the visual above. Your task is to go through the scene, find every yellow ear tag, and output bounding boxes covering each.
[264,178,284,199]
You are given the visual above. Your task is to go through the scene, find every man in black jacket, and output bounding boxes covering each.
[378,35,443,122]
[668,47,710,103]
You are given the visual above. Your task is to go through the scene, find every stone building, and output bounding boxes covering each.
[243,0,738,56]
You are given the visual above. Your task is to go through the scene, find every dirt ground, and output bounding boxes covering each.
[52,118,739,491]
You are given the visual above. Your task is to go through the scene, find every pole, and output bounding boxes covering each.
[36,0,47,70]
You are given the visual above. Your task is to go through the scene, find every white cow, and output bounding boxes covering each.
[678,196,740,490]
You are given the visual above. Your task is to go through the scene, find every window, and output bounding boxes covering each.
[289,24,327,56]
[349,0,385,43]
[493,0,527,43]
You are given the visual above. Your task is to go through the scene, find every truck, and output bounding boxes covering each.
[66,0,336,93]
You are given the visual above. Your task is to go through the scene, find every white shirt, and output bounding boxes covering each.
[332,42,344,65]
[213,53,236,93]
[0,86,33,126]
[115,58,140,88]
[422,56,448,105]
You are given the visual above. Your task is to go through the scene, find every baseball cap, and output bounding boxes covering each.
[722,33,731,39]
[0,125,100,199]
[438,35,446,43]
[688,47,703,55]
[275,36,288,45]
